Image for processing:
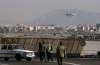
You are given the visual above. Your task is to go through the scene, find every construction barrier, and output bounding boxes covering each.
[0,36,86,58]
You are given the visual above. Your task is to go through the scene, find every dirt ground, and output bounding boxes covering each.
[0,58,100,65]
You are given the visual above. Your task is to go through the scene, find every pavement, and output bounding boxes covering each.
[0,58,100,65]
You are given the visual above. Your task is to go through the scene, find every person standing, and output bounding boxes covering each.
[47,43,53,62]
[56,42,65,65]
[42,42,48,63]
[38,42,44,62]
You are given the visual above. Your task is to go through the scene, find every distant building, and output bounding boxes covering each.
[82,24,88,32]
[76,24,96,32]
[77,24,84,32]
[90,24,96,32]
[35,25,55,32]
[14,24,34,33]
[96,24,100,32]
[15,24,25,32]
[65,24,77,32]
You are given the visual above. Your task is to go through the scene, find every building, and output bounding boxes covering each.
[96,24,100,32]
[35,25,55,32]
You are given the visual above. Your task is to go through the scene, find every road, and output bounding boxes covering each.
[0,58,100,65]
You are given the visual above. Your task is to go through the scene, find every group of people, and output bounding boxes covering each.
[38,41,65,65]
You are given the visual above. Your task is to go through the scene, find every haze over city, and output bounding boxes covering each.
[0,1,100,65]
[0,0,100,25]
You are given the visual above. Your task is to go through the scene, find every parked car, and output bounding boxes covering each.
[0,44,35,61]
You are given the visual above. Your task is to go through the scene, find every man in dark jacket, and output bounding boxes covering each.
[38,42,44,62]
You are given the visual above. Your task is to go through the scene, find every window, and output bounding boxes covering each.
[1,45,7,49]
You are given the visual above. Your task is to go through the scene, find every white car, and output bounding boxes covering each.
[0,44,35,61]
[13,49,35,61]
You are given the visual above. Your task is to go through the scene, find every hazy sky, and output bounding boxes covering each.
[0,0,100,25]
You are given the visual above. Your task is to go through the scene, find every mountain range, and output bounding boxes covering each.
[34,9,100,27]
